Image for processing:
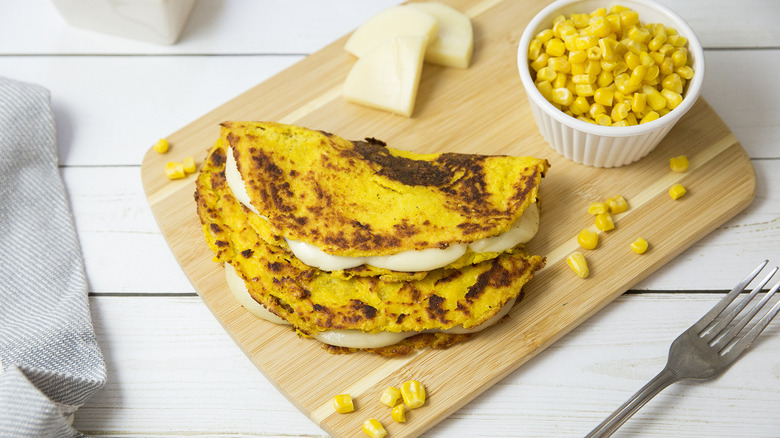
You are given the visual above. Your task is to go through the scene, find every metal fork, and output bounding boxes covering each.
[586,260,780,438]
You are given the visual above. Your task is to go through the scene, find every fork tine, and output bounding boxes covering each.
[702,266,778,343]
[691,260,769,334]
[720,279,780,359]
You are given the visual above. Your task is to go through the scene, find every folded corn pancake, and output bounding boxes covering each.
[195,122,548,354]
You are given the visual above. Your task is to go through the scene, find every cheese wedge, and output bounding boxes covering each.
[342,36,427,117]
[407,2,474,68]
[344,5,438,58]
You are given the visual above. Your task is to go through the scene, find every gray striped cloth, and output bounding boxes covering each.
[0,77,106,437]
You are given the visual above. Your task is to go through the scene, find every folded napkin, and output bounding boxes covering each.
[0,77,106,437]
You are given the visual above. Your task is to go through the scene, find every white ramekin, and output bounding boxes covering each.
[517,0,705,168]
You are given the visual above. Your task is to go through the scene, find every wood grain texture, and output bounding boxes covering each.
[140,1,756,436]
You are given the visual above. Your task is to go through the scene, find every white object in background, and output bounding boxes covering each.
[51,0,195,45]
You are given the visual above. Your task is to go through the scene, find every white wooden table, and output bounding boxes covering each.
[2,1,779,436]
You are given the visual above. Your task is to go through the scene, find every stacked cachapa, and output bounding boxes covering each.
[195,122,548,356]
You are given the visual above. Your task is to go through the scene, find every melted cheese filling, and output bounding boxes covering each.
[225,262,516,349]
[226,146,539,272]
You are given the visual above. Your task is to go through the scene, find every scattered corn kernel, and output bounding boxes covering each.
[528,5,694,125]
[154,138,169,154]
[630,237,649,254]
[669,183,687,200]
[380,387,401,408]
[362,419,387,438]
[391,404,407,423]
[182,156,197,174]
[669,155,689,172]
[587,201,608,215]
[607,195,628,214]
[401,380,426,409]
[332,394,354,414]
[566,252,590,278]
[577,229,599,250]
[164,162,186,180]
[595,212,615,231]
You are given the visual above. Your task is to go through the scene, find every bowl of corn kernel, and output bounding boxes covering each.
[518,0,704,167]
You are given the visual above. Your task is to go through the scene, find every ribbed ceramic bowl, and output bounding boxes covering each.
[518,0,705,168]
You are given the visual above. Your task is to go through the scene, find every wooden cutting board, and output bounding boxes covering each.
[141,0,755,436]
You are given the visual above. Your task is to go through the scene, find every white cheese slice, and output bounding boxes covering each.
[342,36,427,117]
[344,5,438,58]
[224,146,539,272]
[224,262,518,349]
[406,2,474,68]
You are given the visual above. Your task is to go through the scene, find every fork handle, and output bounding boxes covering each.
[585,367,679,438]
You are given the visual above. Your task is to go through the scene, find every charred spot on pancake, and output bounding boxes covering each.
[349,300,378,320]
[241,249,254,258]
[426,294,448,323]
[215,240,229,247]
[396,313,407,324]
[210,223,223,234]
[435,270,462,286]
[210,148,226,167]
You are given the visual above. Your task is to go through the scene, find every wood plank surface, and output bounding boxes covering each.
[139,1,756,436]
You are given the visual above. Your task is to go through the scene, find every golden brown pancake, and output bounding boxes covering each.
[224,121,548,257]
[195,122,547,354]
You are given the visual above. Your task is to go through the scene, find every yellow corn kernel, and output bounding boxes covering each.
[546,38,566,56]
[624,51,640,70]
[675,65,694,80]
[572,74,596,84]
[599,37,618,61]
[628,26,651,44]
[401,380,426,409]
[626,112,638,125]
[671,48,688,67]
[570,96,591,115]
[553,72,568,89]
[587,45,603,60]
[575,83,595,97]
[630,237,649,254]
[648,34,666,51]
[577,229,599,250]
[669,155,689,173]
[660,57,674,75]
[380,386,401,408]
[629,65,647,87]
[597,70,614,87]
[332,394,354,414]
[536,80,553,100]
[165,162,186,180]
[639,110,660,124]
[595,212,615,231]
[154,138,169,154]
[619,10,639,28]
[549,56,571,73]
[589,103,607,118]
[667,34,687,47]
[669,183,687,200]
[529,38,543,59]
[536,28,554,43]
[552,87,574,106]
[611,100,630,122]
[530,53,550,71]
[590,16,611,37]
[571,13,589,28]
[566,252,589,278]
[661,89,683,109]
[662,73,683,94]
[595,113,612,126]
[631,92,647,114]
[590,7,607,17]
[569,49,588,64]
[587,201,607,215]
[585,59,602,75]
[643,85,666,111]
[605,13,621,33]
[607,195,629,214]
[578,115,597,124]
[536,66,557,82]
[613,120,629,127]
[645,64,660,81]
[182,156,196,174]
[391,404,407,423]
[362,419,387,438]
